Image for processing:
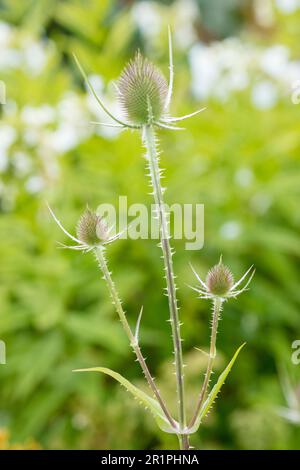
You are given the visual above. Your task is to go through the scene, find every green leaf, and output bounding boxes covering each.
[73,366,178,434]
[189,343,246,434]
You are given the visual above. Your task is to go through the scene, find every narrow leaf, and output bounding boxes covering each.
[73,366,178,434]
[189,343,246,434]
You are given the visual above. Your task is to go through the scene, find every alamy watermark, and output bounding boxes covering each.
[96,196,204,250]
[291,340,300,365]
[0,80,6,105]
[0,340,6,364]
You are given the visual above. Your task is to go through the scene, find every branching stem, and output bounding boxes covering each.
[143,125,188,449]
[95,246,176,431]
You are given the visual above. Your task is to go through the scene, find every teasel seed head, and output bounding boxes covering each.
[117,51,168,126]
[76,208,109,247]
[206,261,234,297]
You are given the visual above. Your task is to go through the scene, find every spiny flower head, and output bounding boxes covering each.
[190,258,254,301]
[206,262,234,297]
[76,208,109,247]
[73,30,205,131]
[48,204,127,253]
[117,51,168,126]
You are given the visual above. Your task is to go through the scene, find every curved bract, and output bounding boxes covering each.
[73,366,179,434]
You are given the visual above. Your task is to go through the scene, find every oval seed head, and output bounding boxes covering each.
[117,51,168,125]
[76,208,109,246]
[206,262,234,297]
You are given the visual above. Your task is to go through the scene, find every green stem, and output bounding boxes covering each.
[143,125,187,441]
[95,246,176,431]
[189,297,223,428]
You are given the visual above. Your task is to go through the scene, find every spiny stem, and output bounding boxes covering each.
[95,246,176,430]
[189,297,223,428]
[143,125,187,440]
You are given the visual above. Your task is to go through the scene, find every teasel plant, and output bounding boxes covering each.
[49,30,254,450]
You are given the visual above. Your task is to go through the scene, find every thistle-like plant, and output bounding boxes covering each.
[50,31,254,450]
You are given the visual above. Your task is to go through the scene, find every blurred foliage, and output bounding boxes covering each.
[0,0,300,450]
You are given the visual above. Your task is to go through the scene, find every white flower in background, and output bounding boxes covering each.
[40,92,92,153]
[58,93,90,134]
[23,128,41,147]
[284,62,300,99]
[0,48,21,70]
[287,62,300,83]
[58,92,87,126]
[3,100,18,117]
[189,43,221,100]
[0,22,21,70]
[50,124,81,153]
[260,45,290,79]
[189,39,252,101]
[0,24,50,73]
[235,168,254,188]
[25,175,45,194]
[189,37,300,105]
[0,22,12,46]
[131,1,161,39]
[22,39,48,75]
[12,151,32,177]
[0,124,16,149]
[174,0,198,49]
[18,94,92,191]
[21,105,56,127]
[275,0,300,14]
[227,69,249,92]
[251,80,278,109]
[259,45,300,96]
[291,78,300,104]
[0,153,8,172]
[0,125,17,172]
[0,22,19,70]
[220,221,242,240]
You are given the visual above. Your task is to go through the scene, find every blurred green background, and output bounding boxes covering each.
[0,0,300,450]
